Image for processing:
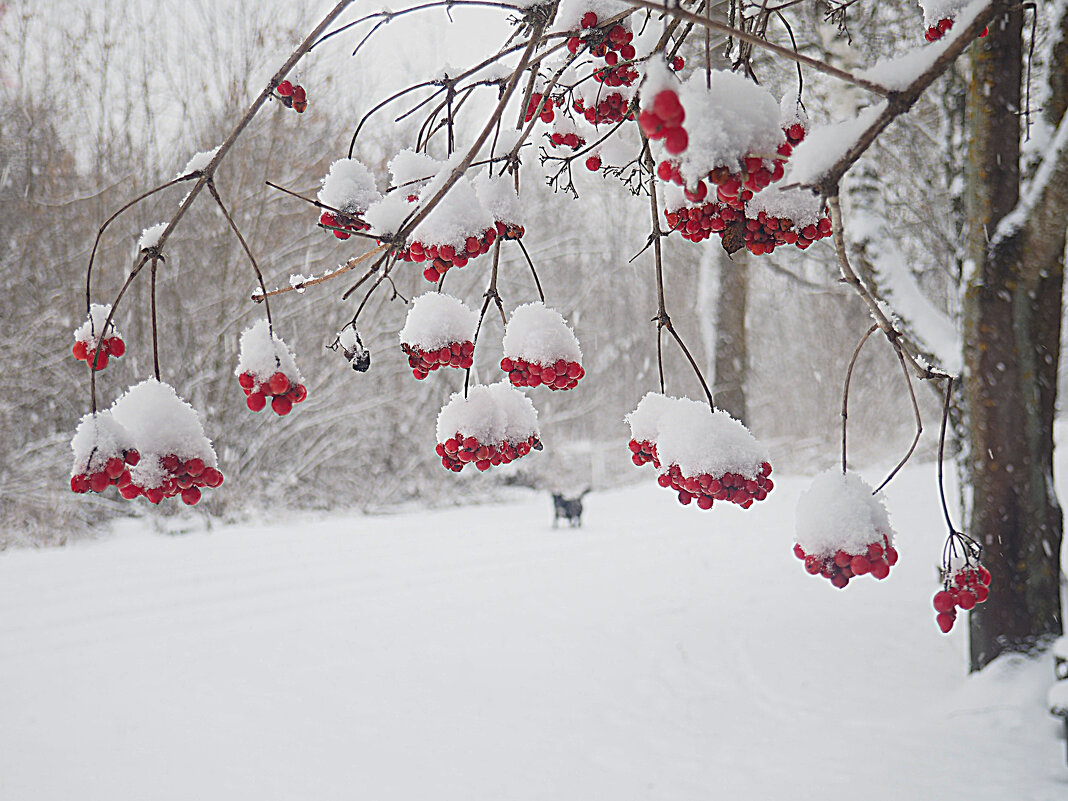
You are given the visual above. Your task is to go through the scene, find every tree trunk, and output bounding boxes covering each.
[714,249,748,424]
[963,6,1065,671]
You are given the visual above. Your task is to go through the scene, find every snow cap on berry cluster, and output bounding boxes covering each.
[399,292,478,350]
[669,72,782,186]
[795,469,894,558]
[70,410,136,477]
[745,185,827,229]
[410,157,493,247]
[654,399,769,479]
[138,223,167,251]
[74,303,118,347]
[436,381,539,445]
[502,302,582,365]
[473,173,522,227]
[388,149,440,193]
[317,158,381,216]
[235,319,303,384]
[624,392,679,443]
[109,379,218,488]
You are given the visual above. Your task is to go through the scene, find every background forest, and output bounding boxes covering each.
[0,0,1060,545]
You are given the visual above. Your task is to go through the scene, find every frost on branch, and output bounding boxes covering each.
[626,394,774,511]
[399,292,478,378]
[235,319,307,416]
[177,146,220,177]
[501,302,584,391]
[435,382,542,472]
[794,470,898,589]
[138,222,167,251]
[72,303,126,370]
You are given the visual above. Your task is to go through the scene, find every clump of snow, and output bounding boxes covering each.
[552,0,631,32]
[138,222,168,251]
[1048,681,1068,715]
[436,381,540,445]
[177,146,219,177]
[918,0,974,26]
[795,469,895,558]
[317,158,381,215]
[363,191,413,240]
[624,392,680,443]
[388,149,440,192]
[654,71,782,186]
[235,319,303,384]
[1054,635,1068,661]
[784,102,887,187]
[473,173,522,227]
[74,303,119,347]
[654,398,769,479]
[110,379,217,488]
[746,185,826,228]
[502,302,582,365]
[69,410,136,477]
[399,292,478,350]
[779,97,809,130]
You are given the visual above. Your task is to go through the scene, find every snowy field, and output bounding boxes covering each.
[2,461,1066,800]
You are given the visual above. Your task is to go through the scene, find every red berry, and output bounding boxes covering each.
[71,474,89,493]
[936,612,956,633]
[271,395,293,416]
[276,80,293,97]
[246,391,266,412]
[125,449,140,466]
[850,555,872,576]
[89,471,109,493]
[933,590,956,614]
[581,11,597,28]
[664,127,688,155]
[586,155,601,171]
[182,486,202,505]
[108,337,125,357]
[73,340,88,361]
[292,85,306,102]
[268,372,290,396]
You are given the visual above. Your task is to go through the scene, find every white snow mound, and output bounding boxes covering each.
[399,292,478,350]
[655,399,769,479]
[235,319,303,383]
[74,303,119,346]
[795,469,895,557]
[502,302,582,364]
[70,410,136,476]
[317,158,381,215]
[436,381,540,444]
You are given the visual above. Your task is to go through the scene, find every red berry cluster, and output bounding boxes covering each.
[627,438,659,467]
[319,210,369,240]
[238,370,308,416]
[73,334,125,371]
[639,90,688,155]
[525,93,555,124]
[566,15,638,88]
[70,448,139,495]
[396,227,499,283]
[742,211,834,254]
[794,535,898,589]
[549,131,585,149]
[436,432,542,472]
[501,356,585,391]
[932,564,992,633]
[402,340,475,379]
[665,201,738,244]
[275,80,307,113]
[131,455,224,505]
[656,461,774,510]
[573,93,633,126]
[924,17,954,41]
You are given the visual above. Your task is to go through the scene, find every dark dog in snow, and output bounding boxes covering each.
[552,488,591,528]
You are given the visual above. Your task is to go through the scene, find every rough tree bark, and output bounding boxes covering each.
[713,249,749,424]
[964,4,1068,671]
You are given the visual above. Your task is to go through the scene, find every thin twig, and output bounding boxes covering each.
[841,323,878,474]
[150,257,160,381]
[872,345,924,494]
[208,181,273,329]
[252,244,388,302]
[515,239,545,302]
[937,376,959,534]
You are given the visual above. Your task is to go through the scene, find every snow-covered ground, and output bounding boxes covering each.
[1,461,1066,800]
